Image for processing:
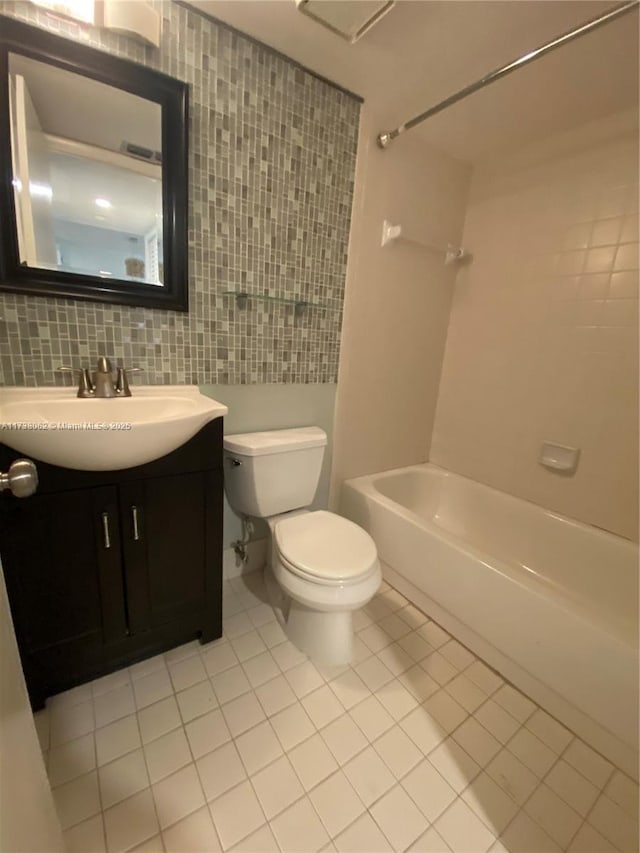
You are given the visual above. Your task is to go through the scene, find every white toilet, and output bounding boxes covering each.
[223,426,381,665]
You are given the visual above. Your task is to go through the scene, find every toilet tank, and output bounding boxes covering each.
[223,427,327,517]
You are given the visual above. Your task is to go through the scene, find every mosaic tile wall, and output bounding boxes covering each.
[0,2,360,385]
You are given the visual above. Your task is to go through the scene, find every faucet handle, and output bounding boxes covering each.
[56,366,95,398]
[115,367,143,397]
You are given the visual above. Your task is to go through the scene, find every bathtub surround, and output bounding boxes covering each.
[37,572,640,853]
[431,109,639,541]
[330,108,471,505]
[0,1,360,385]
[341,464,639,779]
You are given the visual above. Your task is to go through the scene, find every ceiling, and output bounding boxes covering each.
[190,0,639,162]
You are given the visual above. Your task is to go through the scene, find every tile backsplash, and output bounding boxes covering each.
[0,1,360,386]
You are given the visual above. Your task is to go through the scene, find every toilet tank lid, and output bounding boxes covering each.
[223,426,327,456]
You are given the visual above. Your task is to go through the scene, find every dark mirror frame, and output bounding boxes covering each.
[0,17,189,312]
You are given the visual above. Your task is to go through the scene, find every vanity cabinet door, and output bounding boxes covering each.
[120,472,213,634]
[0,485,127,702]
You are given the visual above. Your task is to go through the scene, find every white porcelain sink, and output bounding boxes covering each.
[0,386,228,471]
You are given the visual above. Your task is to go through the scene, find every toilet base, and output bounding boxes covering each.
[264,565,355,666]
[287,601,353,666]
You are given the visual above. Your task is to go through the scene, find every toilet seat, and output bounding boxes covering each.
[274,510,378,587]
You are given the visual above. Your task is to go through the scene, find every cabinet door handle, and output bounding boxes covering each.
[101,512,111,549]
[131,505,140,541]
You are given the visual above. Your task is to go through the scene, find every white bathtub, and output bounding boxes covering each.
[341,463,639,778]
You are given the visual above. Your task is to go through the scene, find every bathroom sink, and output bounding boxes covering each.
[0,386,228,471]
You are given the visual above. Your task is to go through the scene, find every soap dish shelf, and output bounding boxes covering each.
[223,291,330,318]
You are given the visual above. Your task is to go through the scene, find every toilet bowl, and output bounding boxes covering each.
[223,427,381,664]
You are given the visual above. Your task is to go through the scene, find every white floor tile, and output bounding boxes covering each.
[354,656,394,692]
[230,823,279,852]
[525,708,572,754]
[50,700,95,746]
[359,624,394,655]
[376,643,415,676]
[588,792,640,852]
[176,679,219,723]
[201,642,239,677]
[567,822,620,853]
[328,669,371,709]
[242,650,280,688]
[486,748,539,805]
[348,695,394,742]
[133,670,174,711]
[343,746,396,807]
[435,798,496,853]
[223,612,254,639]
[185,708,231,759]
[428,737,481,792]
[269,796,329,853]
[445,673,486,712]
[440,639,476,670]
[285,660,325,698]
[397,631,433,662]
[98,749,150,809]
[152,764,205,830]
[545,759,600,817]
[408,826,453,852]
[196,740,247,801]
[143,727,192,783]
[129,833,164,852]
[162,805,221,852]
[137,696,182,744]
[420,651,457,685]
[401,759,457,822]
[452,717,502,767]
[334,812,393,852]
[321,713,368,765]
[370,785,429,851]
[221,691,266,736]
[397,604,428,631]
[129,654,167,681]
[252,755,305,819]
[563,738,614,788]
[400,705,448,755]
[168,655,207,692]
[271,640,308,672]
[271,702,316,750]
[257,620,287,649]
[374,725,423,779]
[95,685,137,729]
[492,683,535,722]
[209,780,266,849]
[475,699,520,744]
[309,770,366,837]
[464,661,503,696]
[397,665,440,703]
[52,770,101,830]
[423,690,468,733]
[255,674,297,717]
[376,679,419,721]
[524,783,583,848]
[604,770,639,818]
[416,621,450,649]
[289,732,339,791]
[63,814,106,853]
[235,719,284,775]
[500,811,562,853]
[507,726,557,777]
[96,715,141,767]
[210,663,252,704]
[48,732,96,787]
[247,602,276,628]
[461,771,519,835]
[48,683,93,709]
[164,640,201,666]
[103,789,159,853]
[301,685,345,729]
[378,612,413,641]
[91,670,131,699]
[231,629,268,662]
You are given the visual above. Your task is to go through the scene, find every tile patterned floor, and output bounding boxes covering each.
[33,572,639,853]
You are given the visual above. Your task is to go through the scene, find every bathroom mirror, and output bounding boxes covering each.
[0,18,189,311]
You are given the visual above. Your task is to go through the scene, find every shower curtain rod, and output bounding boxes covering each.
[377,0,639,149]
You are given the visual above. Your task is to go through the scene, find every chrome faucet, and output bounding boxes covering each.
[57,358,143,398]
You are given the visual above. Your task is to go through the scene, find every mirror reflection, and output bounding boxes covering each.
[8,54,163,286]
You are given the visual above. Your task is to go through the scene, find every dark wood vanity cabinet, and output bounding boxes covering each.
[0,420,224,709]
